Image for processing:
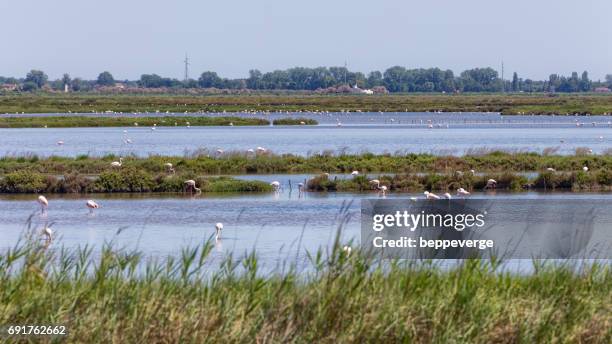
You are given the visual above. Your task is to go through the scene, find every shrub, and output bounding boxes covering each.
[0,170,46,193]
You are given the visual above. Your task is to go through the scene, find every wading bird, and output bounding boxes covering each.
[164,162,175,174]
[343,245,352,256]
[42,226,53,243]
[379,185,388,196]
[270,181,281,191]
[184,180,202,193]
[457,188,470,197]
[485,179,497,189]
[351,171,359,176]
[111,157,123,167]
[443,193,452,199]
[86,200,99,214]
[37,195,48,213]
[583,166,589,172]
[56,140,64,145]
[369,179,387,196]
[424,191,440,200]
[215,222,223,241]
[546,167,556,172]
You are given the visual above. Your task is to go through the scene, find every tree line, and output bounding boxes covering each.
[1,67,611,93]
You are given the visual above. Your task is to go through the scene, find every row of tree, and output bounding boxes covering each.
[1,68,611,93]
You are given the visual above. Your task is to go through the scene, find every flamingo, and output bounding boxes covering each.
[424,191,440,200]
[215,222,223,241]
[256,147,267,153]
[111,157,123,167]
[457,188,470,197]
[270,181,281,191]
[379,185,388,196]
[298,182,305,193]
[369,179,387,195]
[86,200,99,213]
[442,192,452,199]
[246,149,255,154]
[164,162,175,174]
[184,180,202,193]
[37,195,48,213]
[42,226,53,243]
[485,179,497,189]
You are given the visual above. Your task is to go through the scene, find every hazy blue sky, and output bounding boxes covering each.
[1,0,610,80]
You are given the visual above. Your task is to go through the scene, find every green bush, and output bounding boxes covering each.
[0,170,46,193]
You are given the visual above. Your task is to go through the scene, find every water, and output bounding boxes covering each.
[1,191,610,271]
[0,112,610,157]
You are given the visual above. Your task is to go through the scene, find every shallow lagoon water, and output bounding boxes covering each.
[0,112,610,157]
[1,191,610,272]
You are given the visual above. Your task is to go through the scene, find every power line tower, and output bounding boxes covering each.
[501,60,505,93]
[184,53,190,81]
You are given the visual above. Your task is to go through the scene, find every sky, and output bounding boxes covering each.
[1,0,610,81]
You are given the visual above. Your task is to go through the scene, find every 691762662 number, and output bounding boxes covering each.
[1,325,68,338]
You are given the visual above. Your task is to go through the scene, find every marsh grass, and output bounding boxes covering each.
[272,118,317,125]
[0,116,273,128]
[0,170,273,193]
[0,152,609,176]
[1,93,612,114]
[0,221,610,343]
[306,170,612,192]
[1,152,610,193]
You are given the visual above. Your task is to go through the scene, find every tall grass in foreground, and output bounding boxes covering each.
[1,228,610,343]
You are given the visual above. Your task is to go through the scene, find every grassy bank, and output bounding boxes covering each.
[1,168,610,194]
[306,170,612,192]
[272,117,317,125]
[1,237,610,342]
[0,152,610,176]
[0,116,316,128]
[1,93,612,115]
[0,170,272,193]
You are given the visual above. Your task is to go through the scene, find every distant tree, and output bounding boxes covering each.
[25,70,48,88]
[182,78,198,88]
[246,69,262,89]
[71,78,85,91]
[459,68,500,92]
[139,74,164,88]
[512,72,519,92]
[198,71,223,88]
[22,81,39,91]
[548,74,560,92]
[96,71,115,86]
[61,74,71,91]
[606,74,612,88]
[366,71,383,88]
[383,66,406,92]
[579,71,591,92]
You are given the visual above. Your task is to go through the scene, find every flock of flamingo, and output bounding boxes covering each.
[34,111,603,246]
